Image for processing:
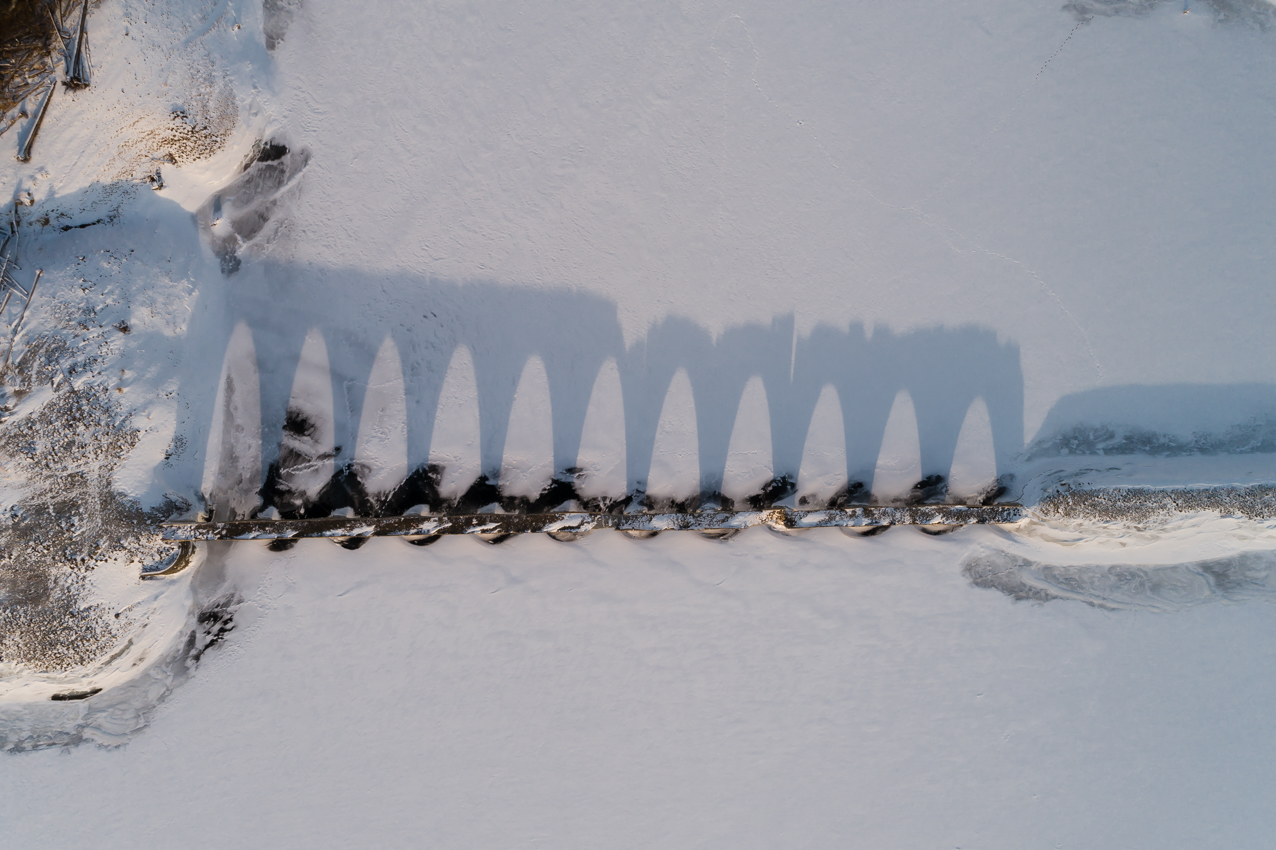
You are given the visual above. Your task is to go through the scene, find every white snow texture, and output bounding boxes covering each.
[4,0,1276,847]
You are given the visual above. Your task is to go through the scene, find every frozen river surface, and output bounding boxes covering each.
[6,528,1276,848]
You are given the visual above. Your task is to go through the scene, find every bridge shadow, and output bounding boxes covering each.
[180,260,1025,519]
[1028,383,1276,458]
[20,185,1276,522]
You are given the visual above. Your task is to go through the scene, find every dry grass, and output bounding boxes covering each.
[0,335,180,673]
[0,1,80,137]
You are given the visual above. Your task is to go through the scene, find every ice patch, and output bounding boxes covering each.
[195,143,309,274]
[1065,0,1276,27]
[263,0,303,51]
[1029,419,1276,459]
[964,547,1276,612]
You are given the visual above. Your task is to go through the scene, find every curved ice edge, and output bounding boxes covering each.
[963,547,1276,612]
[0,555,240,753]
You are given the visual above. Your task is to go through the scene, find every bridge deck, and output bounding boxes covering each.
[162,504,1024,541]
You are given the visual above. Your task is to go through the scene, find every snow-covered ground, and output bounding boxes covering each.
[8,530,1276,848]
[4,0,1276,844]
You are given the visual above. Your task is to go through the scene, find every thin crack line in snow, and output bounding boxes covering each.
[944,232,1104,381]
[913,214,1104,381]
[710,13,1103,382]
[914,18,1088,209]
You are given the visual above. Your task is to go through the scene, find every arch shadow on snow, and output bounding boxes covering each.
[182,260,1025,520]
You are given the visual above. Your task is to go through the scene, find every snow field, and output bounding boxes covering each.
[6,528,1276,848]
[4,0,1276,844]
